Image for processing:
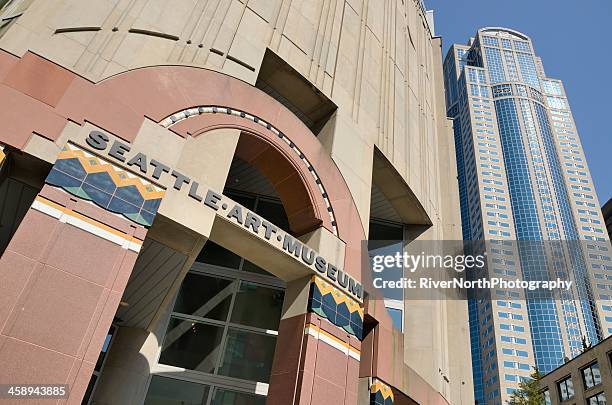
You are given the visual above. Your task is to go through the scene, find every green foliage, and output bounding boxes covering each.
[507,367,545,405]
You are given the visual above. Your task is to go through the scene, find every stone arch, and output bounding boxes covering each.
[0,50,367,278]
[92,64,367,274]
[160,106,335,237]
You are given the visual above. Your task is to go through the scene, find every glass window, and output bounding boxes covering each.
[582,362,602,389]
[516,52,539,87]
[557,376,574,401]
[210,387,266,405]
[159,317,225,373]
[151,243,285,404]
[230,281,284,330]
[546,96,568,110]
[482,36,499,46]
[514,40,530,52]
[588,392,607,405]
[542,80,563,96]
[173,273,234,321]
[484,47,506,83]
[542,389,551,405]
[145,376,210,405]
[387,307,403,331]
[217,328,277,381]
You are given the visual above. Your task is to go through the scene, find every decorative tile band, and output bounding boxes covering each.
[159,106,338,236]
[45,144,164,227]
[32,195,143,252]
[304,323,360,361]
[308,275,364,340]
[370,379,394,405]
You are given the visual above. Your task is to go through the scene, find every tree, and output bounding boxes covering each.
[507,367,544,405]
[582,336,592,352]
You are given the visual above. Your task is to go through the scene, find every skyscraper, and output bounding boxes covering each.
[0,1,474,404]
[444,27,612,404]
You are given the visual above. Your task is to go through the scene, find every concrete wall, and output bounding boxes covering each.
[0,1,473,404]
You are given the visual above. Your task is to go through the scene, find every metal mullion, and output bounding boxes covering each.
[190,262,286,289]
[171,312,228,328]
[154,363,266,393]
[189,264,236,281]
[204,385,214,405]
[225,321,279,336]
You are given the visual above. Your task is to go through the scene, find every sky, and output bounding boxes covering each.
[426,0,612,205]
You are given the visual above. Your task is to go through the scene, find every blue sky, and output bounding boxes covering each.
[426,0,612,205]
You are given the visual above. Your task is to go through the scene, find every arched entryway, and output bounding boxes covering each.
[0,51,376,405]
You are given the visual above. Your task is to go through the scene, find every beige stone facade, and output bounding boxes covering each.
[0,0,473,404]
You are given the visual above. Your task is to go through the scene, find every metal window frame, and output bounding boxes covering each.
[148,261,286,405]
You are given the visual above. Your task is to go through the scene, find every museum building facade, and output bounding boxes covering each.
[0,0,473,404]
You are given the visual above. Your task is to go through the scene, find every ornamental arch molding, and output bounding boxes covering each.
[94,64,368,274]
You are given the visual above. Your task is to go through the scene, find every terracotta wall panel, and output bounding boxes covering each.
[3,52,77,107]
[0,84,67,149]
[0,252,37,332]
[0,187,147,404]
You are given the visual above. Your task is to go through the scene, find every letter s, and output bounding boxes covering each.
[86,130,109,151]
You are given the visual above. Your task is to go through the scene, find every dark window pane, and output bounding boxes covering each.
[217,329,277,382]
[144,375,209,405]
[80,375,97,405]
[211,387,266,405]
[254,199,289,231]
[159,317,224,373]
[592,363,602,386]
[368,220,404,241]
[231,282,284,330]
[196,241,241,269]
[173,273,234,321]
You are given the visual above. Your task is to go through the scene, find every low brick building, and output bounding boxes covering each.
[539,336,612,404]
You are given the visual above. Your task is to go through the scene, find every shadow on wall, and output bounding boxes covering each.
[0,152,49,256]
[88,326,156,405]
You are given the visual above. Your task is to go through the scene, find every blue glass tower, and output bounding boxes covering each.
[444,28,612,404]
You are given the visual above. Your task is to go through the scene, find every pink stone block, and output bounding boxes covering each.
[62,360,95,405]
[45,224,123,287]
[344,358,360,397]
[314,341,349,382]
[296,369,315,404]
[0,84,67,149]
[0,252,37,332]
[4,265,104,356]
[309,376,345,405]
[0,336,75,384]
[266,371,297,405]
[6,209,58,261]
[82,290,121,364]
[269,315,305,375]
[110,251,138,293]
[299,335,318,374]
[3,52,77,108]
